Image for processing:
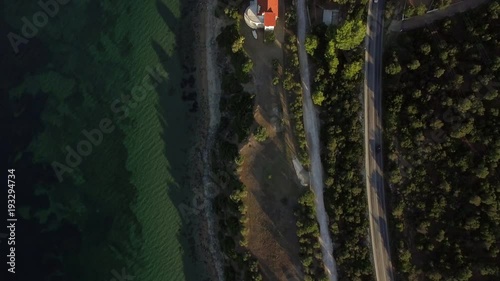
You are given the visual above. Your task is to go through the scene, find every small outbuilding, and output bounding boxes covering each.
[322,9,340,26]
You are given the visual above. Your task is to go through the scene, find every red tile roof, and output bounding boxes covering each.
[264,12,277,27]
[257,0,279,16]
[268,0,278,15]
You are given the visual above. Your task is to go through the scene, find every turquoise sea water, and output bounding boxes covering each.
[2,0,206,280]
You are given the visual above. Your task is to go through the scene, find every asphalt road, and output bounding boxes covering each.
[363,1,395,281]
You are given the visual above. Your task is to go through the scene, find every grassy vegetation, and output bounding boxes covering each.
[254,126,269,142]
[216,2,254,82]
[264,30,276,43]
[404,4,428,18]
[384,2,500,280]
[283,8,309,166]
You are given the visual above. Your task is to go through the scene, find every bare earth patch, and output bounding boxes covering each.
[237,2,305,277]
[240,136,304,281]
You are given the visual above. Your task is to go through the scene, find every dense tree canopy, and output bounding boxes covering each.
[307,3,373,280]
[384,2,500,280]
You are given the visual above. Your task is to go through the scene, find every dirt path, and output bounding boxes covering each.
[238,2,305,279]
[390,0,491,31]
[296,0,338,280]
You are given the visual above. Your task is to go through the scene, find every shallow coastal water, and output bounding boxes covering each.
[3,0,207,280]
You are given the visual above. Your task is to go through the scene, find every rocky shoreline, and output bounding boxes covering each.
[188,0,225,280]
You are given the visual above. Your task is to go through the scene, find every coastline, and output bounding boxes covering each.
[189,0,225,280]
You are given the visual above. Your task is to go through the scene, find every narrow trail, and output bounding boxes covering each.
[389,0,491,32]
[296,0,338,280]
[200,0,224,280]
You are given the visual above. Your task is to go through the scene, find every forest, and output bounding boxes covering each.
[289,0,374,280]
[384,2,500,280]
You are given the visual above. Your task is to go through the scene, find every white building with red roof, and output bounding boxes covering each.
[244,0,279,30]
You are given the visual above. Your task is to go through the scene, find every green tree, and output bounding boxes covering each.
[474,165,489,179]
[416,4,427,15]
[312,91,325,106]
[305,35,319,56]
[385,63,402,75]
[329,57,340,75]
[407,59,421,70]
[469,64,482,75]
[335,20,365,50]
[242,59,253,74]
[434,68,445,78]
[428,272,443,281]
[420,43,432,55]
[326,41,340,74]
[484,89,498,100]
[343,61,363,80]
[232,36,245,53]
[264,31,276,43]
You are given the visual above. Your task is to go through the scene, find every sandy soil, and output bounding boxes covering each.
[239,137,305,281]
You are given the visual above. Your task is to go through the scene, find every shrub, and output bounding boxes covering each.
[254,126,268,142]
[264,31,276,43]
[232,36,245,53]
[305,35,319,56]
[312,91,325,106]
